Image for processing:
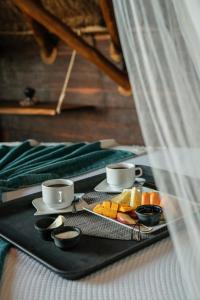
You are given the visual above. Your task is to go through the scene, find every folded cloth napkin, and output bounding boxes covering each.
[0,140,135,278]
[0,140,135,198]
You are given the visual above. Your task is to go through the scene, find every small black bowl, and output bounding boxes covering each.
[35,217,58,241]
[135,205,162,226]
[51,226,81,250]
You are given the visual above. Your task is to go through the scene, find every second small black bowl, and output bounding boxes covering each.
[51,226,81,250]
[135,205,162,226]
[35,217,58,241]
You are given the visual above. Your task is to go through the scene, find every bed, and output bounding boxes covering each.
[0,144,187,300]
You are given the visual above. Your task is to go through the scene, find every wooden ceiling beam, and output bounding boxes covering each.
[14,0,131,91]
[27,17,58,64]
[99,0,122,62]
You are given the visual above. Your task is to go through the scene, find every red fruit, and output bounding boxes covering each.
[128,210,138,219]
[116,212,136,225]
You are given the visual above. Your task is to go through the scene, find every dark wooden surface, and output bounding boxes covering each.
[0,101,89,116]
[0,107,143,144]
[0,37,144,144]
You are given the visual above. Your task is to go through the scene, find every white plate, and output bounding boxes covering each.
[32,193,89,216]
[83,186,167,234]
[83,203,167,234]
[94,178,146,193]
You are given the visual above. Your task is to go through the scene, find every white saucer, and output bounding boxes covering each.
[32,193,88,216]
[94,178,146,193]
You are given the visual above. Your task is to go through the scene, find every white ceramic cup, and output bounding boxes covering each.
[42,179,74,209]
[106,163,143,188]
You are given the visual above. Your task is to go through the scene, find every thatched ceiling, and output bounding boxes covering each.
[0,0,103,33]
[0,0,130,93]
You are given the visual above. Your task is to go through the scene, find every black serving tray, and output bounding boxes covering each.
[0,173,169,280]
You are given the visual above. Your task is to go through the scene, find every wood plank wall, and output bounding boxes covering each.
[0,36,144,145]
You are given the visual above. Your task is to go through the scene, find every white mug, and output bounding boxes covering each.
[106,163,143,188]
[42,179,74,209]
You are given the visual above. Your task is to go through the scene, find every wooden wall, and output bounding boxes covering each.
[0,36,144,145]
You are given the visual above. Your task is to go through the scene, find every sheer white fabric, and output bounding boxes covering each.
[114,1,200,298]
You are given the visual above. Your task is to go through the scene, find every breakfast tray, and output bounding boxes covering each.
[0,173,169,280]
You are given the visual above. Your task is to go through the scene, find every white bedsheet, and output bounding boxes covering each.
[0,238,186,300]
[0,145,188,300]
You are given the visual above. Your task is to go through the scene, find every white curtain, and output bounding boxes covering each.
[113,0,200,299]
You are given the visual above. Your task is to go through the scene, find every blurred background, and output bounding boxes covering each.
[0,0,143,144]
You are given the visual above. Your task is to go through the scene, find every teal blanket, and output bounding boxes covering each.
[0,240,10,279]
[0,140,134,278]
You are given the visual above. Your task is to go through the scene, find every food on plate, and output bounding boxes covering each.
[129,210,138,219]
[111,190,131,205]
[93,201,119,219]
[110,202,119,218]
[102,201,111,209]
[141,191,161,206]
[141,192,150,205]
[150,192,161,206]
[130,187,142,209]
[116,212,137,225]
[93,199,138,223]
[118,205,134,212]
[92,190,163,225]
[93,203,104,214]
[111,202,119,211]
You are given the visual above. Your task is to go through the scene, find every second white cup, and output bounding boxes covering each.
[106,163,143,188]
